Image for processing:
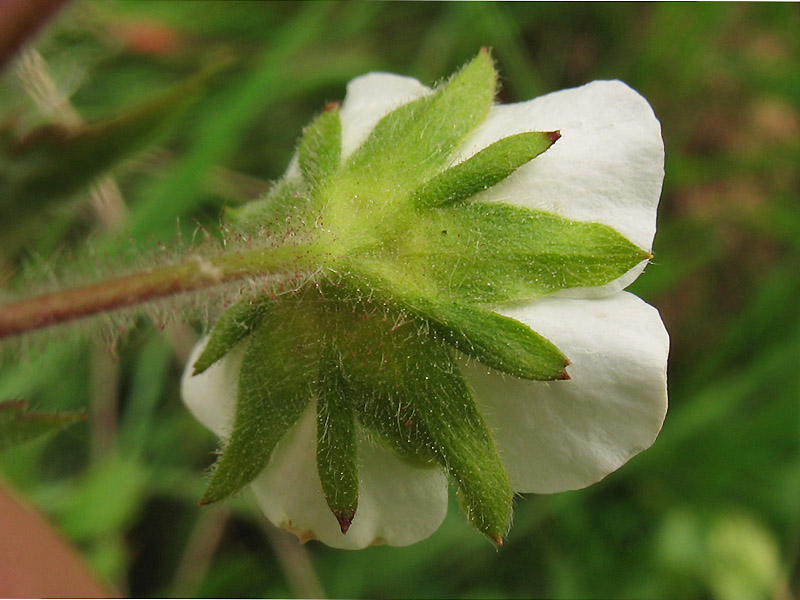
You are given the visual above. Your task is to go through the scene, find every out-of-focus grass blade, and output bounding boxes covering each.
[0,59,228,252]
[0,0,71,72]
[126,2,333,243]
[0,399,85,451]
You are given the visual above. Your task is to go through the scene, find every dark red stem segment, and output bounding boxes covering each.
[0,262,216,339]
[0,243,319,339]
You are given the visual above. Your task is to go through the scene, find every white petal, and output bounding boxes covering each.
[251,400,449,549]
[462,292,668,494]
[460,80,664,250]
[338,73,430,160]
[456,80,664,296]
[181,337,243,439]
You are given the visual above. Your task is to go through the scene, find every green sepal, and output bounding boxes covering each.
[342,49,496,192]
[200,303,317,505]
[0,400,85,452]
[413,131,560,208]
[326,273,569,381]
[316,352,359,534]
[226,178,310,238]
[336,301,513,542]
[398,202,650,304]
[193,299,269,375]
[414,300,569,381]
[299,105,342,193]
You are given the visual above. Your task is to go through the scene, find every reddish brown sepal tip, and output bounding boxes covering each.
[323,101,340,113]
[336,510,356,534]
[547,130,561,143]
[492,535,504,546]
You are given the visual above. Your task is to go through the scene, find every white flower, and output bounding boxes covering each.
[182,73,668,549]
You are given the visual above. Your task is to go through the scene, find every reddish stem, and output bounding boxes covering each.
[0,244,320,339]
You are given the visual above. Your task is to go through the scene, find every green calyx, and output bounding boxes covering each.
[197,288,514,541]
[194,50,651,542]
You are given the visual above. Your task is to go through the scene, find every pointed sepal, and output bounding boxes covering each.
[408,202,651,304]
[193,299,268,375]
[413,131,560,208]
[413,300,570,381]
[200,302,318,505]
[299,103,342,193]
[337,301,513,541]
[343,49,497,191]
[315,352,359,534]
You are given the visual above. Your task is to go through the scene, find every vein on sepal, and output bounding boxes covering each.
[316,350,359,534]
[388,202,650,304]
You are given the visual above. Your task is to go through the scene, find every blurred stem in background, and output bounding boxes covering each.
[0,0,71,71]
[14,47,129,230]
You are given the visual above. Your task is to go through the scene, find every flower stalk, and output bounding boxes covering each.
[0,241,322,339]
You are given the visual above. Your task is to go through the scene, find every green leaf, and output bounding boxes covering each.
[316,352,359,534]
[0,400,85,452]
[0,60,226,244]
[336,301,513,542]
[371,201,650,304]
[299,105,342,193]
[413,300,570,381]
[193,299,269,375]
[413,131,560,208]
[200,299,321,504]
[342,50,496,193]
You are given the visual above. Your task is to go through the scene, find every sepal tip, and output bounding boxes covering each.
[335,510,356,534]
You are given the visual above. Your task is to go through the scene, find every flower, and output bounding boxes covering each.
[182,54,667,549]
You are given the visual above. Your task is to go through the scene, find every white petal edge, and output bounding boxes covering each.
[462,292,668,494]
[181,338,449,549]
[338,72,431,160]
[181,337,242,439]
[457,80,664,252]
[251,401,449,549]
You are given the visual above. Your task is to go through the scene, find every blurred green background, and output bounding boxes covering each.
[1,2,799,598]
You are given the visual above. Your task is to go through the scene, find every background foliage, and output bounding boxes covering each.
[1,2,799,598]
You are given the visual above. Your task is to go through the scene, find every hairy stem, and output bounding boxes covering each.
[0,242,323,339]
